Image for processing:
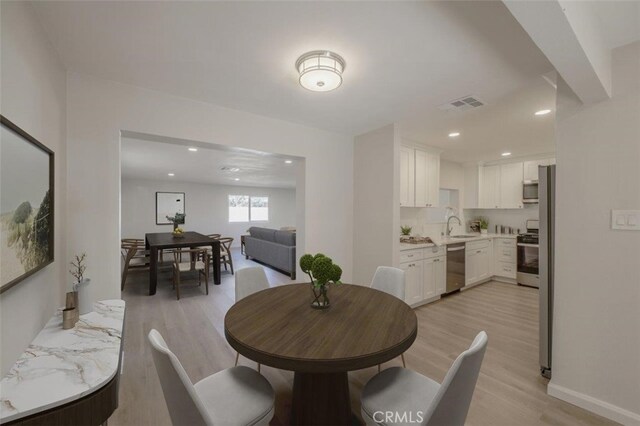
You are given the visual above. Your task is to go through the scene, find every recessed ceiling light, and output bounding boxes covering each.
[188,147,198,152]
[168,173,175,176]
[234,178,240,181]
[535,109,551,116]
[296,50,346,92]
[285,160,293,164]
[501,152,511,157]
[448,132,460,138]
[220,167,241,172]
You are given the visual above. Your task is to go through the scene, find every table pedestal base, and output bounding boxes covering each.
[292,371,353,426]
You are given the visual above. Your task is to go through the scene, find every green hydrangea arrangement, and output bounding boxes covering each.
[300,253,342,309]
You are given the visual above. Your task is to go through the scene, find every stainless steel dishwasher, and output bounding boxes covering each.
[446,243,466,293]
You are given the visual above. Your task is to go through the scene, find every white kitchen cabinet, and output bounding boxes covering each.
[401,260,423,305]
[434,256,447,295]
[465,240,493,285]
[524,158,555,181]
[414,148,440,207]
[400,146,415,207]
[500,162,524,209]
[480,162,524,208]
[493,238,517,279]
[479,165,500,208]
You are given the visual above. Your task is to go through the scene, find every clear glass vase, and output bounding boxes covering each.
[311,284,330,309]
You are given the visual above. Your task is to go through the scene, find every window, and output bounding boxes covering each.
[228,195,269,222]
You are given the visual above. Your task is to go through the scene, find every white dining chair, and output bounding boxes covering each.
[361,331,488,426]
[234,267,270,371]
[148,329,275,426]
[371,266,407,369]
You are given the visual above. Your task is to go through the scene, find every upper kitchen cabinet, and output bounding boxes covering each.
[523,158,555,181]
[478,162,524,209]
[415,148,440,207]
[500,162,524,208]
[400,146,415,207]
[400,144,440,208]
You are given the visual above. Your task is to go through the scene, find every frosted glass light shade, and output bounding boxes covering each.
[296,51,346,92]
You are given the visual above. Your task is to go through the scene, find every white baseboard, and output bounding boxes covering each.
[548,382,640,426]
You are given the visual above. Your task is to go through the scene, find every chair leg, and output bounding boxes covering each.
[401,353,406,368]
[121,268,128,291]
[175,269,181,300]
[235,352,239,366]
[229,255,234,275]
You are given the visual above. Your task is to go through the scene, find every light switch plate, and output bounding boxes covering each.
[611,210,640,231]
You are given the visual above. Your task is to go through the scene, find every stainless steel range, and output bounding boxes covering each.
[517,220,539,288]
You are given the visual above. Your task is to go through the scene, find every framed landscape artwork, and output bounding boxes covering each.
[0,115,54,294]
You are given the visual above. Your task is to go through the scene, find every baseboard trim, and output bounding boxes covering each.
[548,382,640,426]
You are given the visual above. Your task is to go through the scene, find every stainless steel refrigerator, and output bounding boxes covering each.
[539,164,555,379]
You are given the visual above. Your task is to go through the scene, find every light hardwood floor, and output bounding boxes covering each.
[113,250,616,425]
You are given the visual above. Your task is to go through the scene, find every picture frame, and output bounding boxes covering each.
[1,115,55,294]
[156,192,185,225]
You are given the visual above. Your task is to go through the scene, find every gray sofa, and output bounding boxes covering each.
[244,227,296,279]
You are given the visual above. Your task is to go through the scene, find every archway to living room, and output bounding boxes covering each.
[117,131,304,303]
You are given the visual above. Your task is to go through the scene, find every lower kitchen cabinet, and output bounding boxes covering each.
[493,237,517,279]
[465,239,493,286]
[401,260,424,305]
[400,247,446,306]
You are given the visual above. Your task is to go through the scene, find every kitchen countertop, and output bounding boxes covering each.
[400,233,517,251]
[0,299,125,423]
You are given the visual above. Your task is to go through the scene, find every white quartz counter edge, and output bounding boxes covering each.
[0,299,125,423]
[400,233,517,251]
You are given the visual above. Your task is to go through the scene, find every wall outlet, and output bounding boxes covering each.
[611,210,640,231]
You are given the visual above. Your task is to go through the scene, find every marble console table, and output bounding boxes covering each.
[0,299,125,425]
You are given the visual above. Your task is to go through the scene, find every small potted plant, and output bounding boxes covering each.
[479,217,489,234]
[70,253,91,315]
[300,253,342,309]
[401,225,412,236]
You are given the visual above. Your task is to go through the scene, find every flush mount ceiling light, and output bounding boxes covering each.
[501,152,512,157]
[234,178,240,181]
[296,50,346,92]
[168,173,175,176]
[188,147,198,152]
[535,109,552,116]
[448,132,461,138]
[285,160,293,164]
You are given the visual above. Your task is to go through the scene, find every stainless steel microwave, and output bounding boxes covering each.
[523,180,539,204]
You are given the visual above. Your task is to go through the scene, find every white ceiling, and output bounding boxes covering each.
[32,0,554,135]
[121,137,298,189]
[398,76,557,163]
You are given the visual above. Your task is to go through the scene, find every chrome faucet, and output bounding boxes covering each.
[446,215,462,236]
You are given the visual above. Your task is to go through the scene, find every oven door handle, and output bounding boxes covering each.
[517,243,539,248]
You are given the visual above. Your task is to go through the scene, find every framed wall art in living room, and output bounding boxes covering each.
[0,115,54,294]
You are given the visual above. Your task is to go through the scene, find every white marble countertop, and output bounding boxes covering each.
[0,299,125,423]
[400,233,517,251]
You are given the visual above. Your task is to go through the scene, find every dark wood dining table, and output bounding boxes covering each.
[145,232,221,295]
[224,283,418,425]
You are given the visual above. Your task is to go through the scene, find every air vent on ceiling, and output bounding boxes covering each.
[438,95,485,112]
[220,166,240,172]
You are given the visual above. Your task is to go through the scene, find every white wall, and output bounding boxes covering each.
[0,1,67,375]
[121,178,296,246]
[67,72,353,305]
[353,124,398,285]
[550,42,640,425]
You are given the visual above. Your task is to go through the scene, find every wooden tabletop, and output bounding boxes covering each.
[145,231,215,249]
[225,284,417,373]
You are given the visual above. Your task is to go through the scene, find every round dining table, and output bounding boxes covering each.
[224,283,418,426]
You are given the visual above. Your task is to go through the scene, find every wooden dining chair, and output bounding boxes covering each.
[121,239,149,290]
[218,237,235,275]
[172,248,210,300]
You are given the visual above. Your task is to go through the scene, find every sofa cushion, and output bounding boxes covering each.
[274,230,296,247]
[249,227,276,242]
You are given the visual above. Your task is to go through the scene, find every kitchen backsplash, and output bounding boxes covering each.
[465,205,539,233]
[400,207,466,238]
